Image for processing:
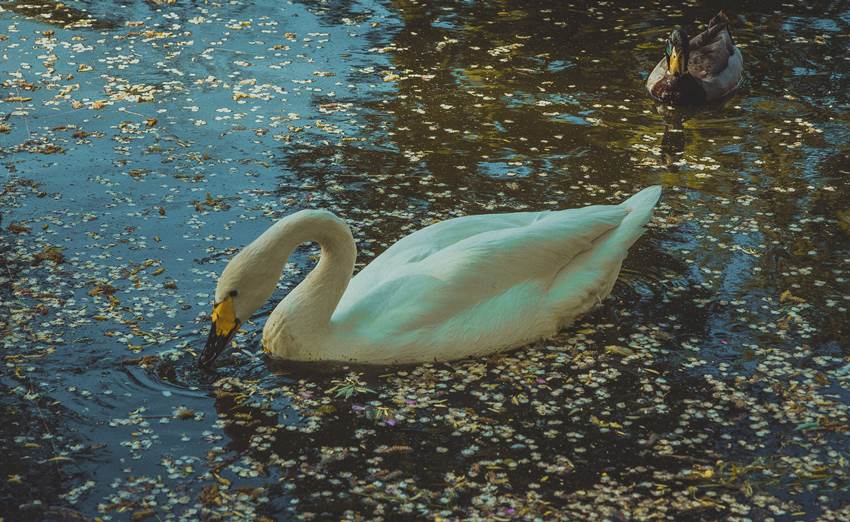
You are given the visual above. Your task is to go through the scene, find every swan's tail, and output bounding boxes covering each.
[585,184,661,276]
[545,186,661,321]
[614,185,662,251]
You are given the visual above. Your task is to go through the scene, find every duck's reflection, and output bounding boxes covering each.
[655,104,701,166]
[660,111,686,165]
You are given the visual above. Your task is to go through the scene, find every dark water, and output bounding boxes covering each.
[1,0,849,520]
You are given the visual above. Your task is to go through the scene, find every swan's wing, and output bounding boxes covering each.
[334,205,631,333]
[343,210,549,305]
[374,211,547,264]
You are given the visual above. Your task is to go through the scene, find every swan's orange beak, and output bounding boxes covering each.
[198,297,240,367]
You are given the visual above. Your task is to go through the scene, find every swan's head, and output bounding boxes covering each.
[199,244,283,367]
[665,29,689,76]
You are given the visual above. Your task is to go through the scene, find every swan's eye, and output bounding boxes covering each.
[229,290,238,298]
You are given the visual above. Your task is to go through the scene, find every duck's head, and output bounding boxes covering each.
[665,29,689,76]
[198,245,281,367]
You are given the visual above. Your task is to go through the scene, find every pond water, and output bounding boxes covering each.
[1,0,849,520]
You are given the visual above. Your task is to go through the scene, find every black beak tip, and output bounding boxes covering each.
[197,348,219,368]
[197,345,220,369]
[198,322,237,369]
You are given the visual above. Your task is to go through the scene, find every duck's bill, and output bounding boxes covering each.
[198,320,240,367]
[668,48,685,75]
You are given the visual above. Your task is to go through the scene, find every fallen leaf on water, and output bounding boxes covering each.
[32,246,65,265]
[89,283,118,297]
[779,290,805,304]
[212,472,231,486]
[46,456,73,463]
[38,144,64,154]
[604,345,635,357]
[8,222,30,233]
[131,509,156,521]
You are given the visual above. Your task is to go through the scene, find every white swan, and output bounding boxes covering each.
[198,186,661,366]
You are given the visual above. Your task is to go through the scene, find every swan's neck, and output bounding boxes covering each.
[259,210,356,351]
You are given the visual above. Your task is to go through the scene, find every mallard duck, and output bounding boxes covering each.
[646,12,743,105]
[198,186,661,366]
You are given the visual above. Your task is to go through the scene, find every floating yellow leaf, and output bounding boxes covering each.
[46,456,73,462]
[131,509,156,521]
[779,290,805,304]
[604,345,635,357]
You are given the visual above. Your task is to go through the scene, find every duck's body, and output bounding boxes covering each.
[200,186,661,366]
[647,12,743,105]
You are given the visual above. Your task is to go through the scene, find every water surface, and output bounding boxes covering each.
[1,0,849,519]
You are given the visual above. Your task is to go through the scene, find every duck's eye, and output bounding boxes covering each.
[229,290,238,298]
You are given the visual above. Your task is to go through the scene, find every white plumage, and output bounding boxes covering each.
[201,186,661,365]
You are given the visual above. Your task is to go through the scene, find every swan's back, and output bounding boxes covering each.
[327,186,661,363]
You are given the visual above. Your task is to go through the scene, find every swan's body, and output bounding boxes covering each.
[199,186,661,366]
